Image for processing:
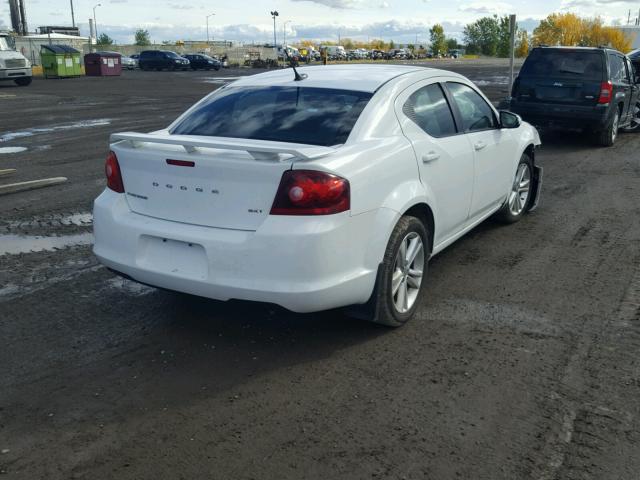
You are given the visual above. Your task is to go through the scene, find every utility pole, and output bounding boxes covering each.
[508,14,516,100]
[70,0,76,28]
[283,20,291,48]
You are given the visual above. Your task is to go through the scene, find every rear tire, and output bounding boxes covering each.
[14,77,32,86]
[598,108,619,147]
[366,216,430,327]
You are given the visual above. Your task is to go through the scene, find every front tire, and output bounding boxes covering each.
[14,77,32,86]
[368,216,430,327]
[496,153,533,224]
[622,101,640,133]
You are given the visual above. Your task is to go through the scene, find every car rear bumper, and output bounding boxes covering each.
[511,101,610,128]
[0,67,31,80]
[93,189,393,313]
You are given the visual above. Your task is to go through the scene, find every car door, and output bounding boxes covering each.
[395,80,475,243]
[444,81,515,218]
[609,52,632,124]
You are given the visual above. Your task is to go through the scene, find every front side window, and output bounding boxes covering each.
[403,83,457,137]
[171,86,372,147]
[446,82,497,132]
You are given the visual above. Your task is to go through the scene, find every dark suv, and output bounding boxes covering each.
[511,46,640,146]
[138,50,190,71]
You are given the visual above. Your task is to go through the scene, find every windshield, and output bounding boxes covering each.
[0,37,12,51]
[171,86,372,147]
[520,50,604,80]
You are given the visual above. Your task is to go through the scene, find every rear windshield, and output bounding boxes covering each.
[520,50,604,80]
[171,86,372,147]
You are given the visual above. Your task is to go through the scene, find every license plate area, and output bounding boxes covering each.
[137,235,207,280]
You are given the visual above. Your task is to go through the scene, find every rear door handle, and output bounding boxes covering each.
[422,152,440,163]
[474,141,487,151]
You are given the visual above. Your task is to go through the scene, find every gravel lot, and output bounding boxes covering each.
[1,58,640,479]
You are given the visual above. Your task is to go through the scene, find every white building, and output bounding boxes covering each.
[15,33,89,65]
[617,25,640,50]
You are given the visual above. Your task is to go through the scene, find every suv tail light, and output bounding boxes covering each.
[105,151,124,193]
[598,81,613,104]
[270,170,350,216]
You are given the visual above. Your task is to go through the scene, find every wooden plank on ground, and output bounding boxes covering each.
[0,169,17,177]
[0,177,67,196]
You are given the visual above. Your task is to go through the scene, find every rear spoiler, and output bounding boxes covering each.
[110,132,336,161]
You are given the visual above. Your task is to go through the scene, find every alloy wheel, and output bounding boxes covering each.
[391,232,425,313]
[508,163,531,216]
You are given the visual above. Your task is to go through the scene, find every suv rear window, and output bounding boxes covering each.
[520,49,604,80]
[171,86,372,147]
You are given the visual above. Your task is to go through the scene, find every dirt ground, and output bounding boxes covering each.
[1,58,640,479]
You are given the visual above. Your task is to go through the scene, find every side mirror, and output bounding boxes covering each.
[500,110,522,129]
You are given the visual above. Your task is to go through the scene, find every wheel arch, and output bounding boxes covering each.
[402,203,435,253]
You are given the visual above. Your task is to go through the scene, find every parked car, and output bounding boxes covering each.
[94,65,542,327]
[121,55,137,70]
[138,50,190,71]
[510,46,640,145]
[183,54,221,70]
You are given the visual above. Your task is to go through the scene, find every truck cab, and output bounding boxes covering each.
[0,33,32,86]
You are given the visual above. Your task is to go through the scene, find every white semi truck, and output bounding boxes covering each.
[0,32,32,86]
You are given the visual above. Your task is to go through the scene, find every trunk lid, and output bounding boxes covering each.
[110,133,335,231]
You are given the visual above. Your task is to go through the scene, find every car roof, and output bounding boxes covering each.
[229,64,455,93]
[533,46,617,53]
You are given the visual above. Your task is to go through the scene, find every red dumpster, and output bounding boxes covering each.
[84,51,123,76]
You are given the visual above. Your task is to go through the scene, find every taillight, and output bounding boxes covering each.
[598,81,613,104]
[270,170,350,216]
[105,151,124,193]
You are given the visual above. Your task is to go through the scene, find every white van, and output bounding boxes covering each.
[0,33,32,86]
[323,45,346,60]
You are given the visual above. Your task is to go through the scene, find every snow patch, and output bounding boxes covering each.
[0,146,27,154]
[0,119,112,143]
[0,232,93,256]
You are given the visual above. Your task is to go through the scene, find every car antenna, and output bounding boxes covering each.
[283,47,307,81]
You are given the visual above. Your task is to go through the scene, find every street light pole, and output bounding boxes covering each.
[206,13,215,47]
[93,3,101,40]
[270,10,279,63]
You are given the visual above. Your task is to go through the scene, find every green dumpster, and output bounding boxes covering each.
[40,45,83,78]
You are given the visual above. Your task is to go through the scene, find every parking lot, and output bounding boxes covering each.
[1,58,640,479]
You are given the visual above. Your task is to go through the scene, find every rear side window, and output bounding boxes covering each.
[446,83,497,132]
[171,86,372,147]
[403,83,457,137]
[520,49,604,80]
[609,53,629,83]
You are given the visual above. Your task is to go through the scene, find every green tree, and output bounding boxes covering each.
[389,40,395,49]
[496,15,516,57]
[134,29,151,46]
[429,24,447,55]
[96,33,113,46]
[464,16,500,56]
[446,37,458,51]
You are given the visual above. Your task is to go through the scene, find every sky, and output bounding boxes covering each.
[2,0,639,45]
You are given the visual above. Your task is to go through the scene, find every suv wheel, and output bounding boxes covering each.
[598,108,619,147]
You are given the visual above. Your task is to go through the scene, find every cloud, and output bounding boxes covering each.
[290,0,383,9]
[459,2,513,15]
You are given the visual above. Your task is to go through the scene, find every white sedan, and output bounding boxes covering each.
[93,65,542,327]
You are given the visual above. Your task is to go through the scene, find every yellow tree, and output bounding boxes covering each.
[533,13,631,51]
[515,30,529,57]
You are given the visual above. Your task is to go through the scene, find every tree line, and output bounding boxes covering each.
[96,14,632,55]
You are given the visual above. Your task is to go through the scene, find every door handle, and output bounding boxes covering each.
[474,141,487,151]
[422,152,440,163]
